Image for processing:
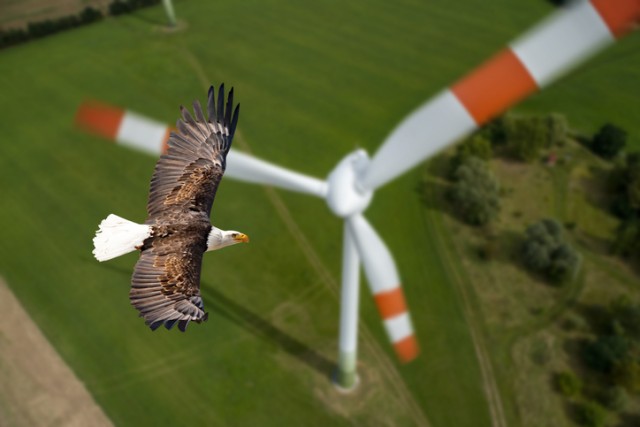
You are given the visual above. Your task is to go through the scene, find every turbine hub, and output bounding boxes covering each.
[326,149,373,218]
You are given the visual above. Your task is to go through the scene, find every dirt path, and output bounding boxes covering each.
[0,279,113,427]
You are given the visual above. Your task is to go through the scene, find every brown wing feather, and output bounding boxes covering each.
[146,85,240,220]
[130,224,210,331]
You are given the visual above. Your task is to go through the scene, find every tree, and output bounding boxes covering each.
[583,334,631,374]
[590,123,627,159]
[504,116,548,162]
[448,157,501,226]
[450,134,493,175]
[576,401,607,427]
[522,219,579,284]
[601,386,629,411]
[613,358,640,393]
[611,219,640,260]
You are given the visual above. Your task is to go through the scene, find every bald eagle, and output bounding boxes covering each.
[92,85,248,332]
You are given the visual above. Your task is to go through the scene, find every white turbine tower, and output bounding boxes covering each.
[77,0,639,390]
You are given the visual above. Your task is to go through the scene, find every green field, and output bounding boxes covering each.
[0,0,638,425]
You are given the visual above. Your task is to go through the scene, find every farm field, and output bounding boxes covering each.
[0,0,638,426]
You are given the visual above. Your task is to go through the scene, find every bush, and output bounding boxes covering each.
[448,157,501,226]
[590,123,627,160]
[555,371,582,397]
[80,7,104,24]
[600,385,629,411]
[504,116,549,162]
[450,135,493,176]
[0,28,29,48]
[583,335,631,374]
[522,219,580,284]
[109,0,133,15]
[575,401,607,427]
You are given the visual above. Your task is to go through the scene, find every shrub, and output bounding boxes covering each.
[504,116,549,162]
[522,219,580,284]
[80,7,104,24]
[590,123,627,160]
[600,385,629,411]
[555,371,582,397]
[448,157,501,226]
[575,401,607,427]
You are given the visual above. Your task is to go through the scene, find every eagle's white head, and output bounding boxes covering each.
[206,227,249,251]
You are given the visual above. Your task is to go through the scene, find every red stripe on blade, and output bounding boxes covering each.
[161,127,174,154]
[374,287,407,319]
[75,101,125,140]
[451,49,538,125]
[590,0,640,38]
[394,335,419,363]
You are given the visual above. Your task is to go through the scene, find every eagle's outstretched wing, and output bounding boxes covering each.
[130,231,208,331]
[146,84,239,220]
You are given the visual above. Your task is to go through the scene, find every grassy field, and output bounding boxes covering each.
[0,0,638,426]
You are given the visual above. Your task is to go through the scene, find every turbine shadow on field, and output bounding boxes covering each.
[201,283,335,378]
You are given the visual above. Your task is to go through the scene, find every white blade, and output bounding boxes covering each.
[75,101,171,155]
[224,150,328,198]
[75,101,328,198]
[360,0,638,190]
[346,214,418,363]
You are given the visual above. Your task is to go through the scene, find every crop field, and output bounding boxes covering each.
[0,0,638,426]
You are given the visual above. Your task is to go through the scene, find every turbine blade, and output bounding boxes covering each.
[346,214,419,363]
[225,150,327,198]
[360,0,640,190]
[75,100,171,155]
[75,101,328,197]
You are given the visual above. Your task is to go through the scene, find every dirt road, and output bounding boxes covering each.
[0,279,112,427]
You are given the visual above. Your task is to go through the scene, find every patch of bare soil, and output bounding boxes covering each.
[0,0,112,30]
[0,279,113,427]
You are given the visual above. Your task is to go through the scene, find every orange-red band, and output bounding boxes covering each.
[75,101,125,140]
[161,128,174,154]
[451,49,538,125]
[590,0,640,38]
[394,335,419,363]
[374,287,407,319]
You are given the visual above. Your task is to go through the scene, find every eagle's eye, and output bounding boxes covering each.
[231,233,238,238]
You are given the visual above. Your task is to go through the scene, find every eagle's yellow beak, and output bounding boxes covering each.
[234,233,250,243]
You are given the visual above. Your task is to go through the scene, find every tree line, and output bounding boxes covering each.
[0,0,161,50]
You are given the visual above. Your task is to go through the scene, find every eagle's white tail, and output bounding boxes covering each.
[93,214,152,262]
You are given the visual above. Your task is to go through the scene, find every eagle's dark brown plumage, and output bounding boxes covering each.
[129,85,240,332]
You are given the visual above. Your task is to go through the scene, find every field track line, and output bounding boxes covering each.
[422,188,507,427]
[183,50,431,427]
[234,134,431,427]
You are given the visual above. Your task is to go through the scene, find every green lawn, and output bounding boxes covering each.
[0,0,638,426]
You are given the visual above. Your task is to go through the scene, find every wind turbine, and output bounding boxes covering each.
[161,0,177,27]
[77,0,640,390]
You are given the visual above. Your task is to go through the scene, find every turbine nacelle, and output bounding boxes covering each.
[326,149,373,218]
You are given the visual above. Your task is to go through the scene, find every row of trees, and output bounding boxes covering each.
[480,113,568,162]
[0,0,160,50]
